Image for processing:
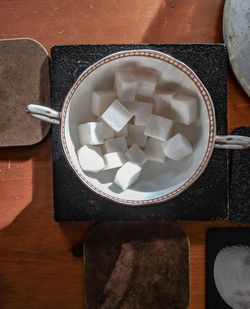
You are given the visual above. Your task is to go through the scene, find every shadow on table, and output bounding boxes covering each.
[0,132,93,262]
[0,146,33,230]
[0,134,52,231]
[59,221,94,257]
[142,0,224,43]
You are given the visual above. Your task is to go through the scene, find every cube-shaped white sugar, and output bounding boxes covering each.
[134,102,153,126]
[78,145,105,173]
[114,125,128,137]
[135,96,153,104]
[144,138,166,164]
[170,94,198,125]
[114,71,137,101]
[114,161,142,190]
[104,136,128,153]
[78,122,103,145]
[127,124,147,147]
[144,115,173,142]
[135,73,156,97]
[153,91,173,118]
[103,123,114,140]
[121,100,138,115]
[162,133,193,161]
[97,117,114,140]
[103,152,128,170]
[126,144,147,166]
[92,90,116,116]
[101,99,133,132]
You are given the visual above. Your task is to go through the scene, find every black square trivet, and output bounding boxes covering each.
[50,44,228,221]
[229,126,250,222]
[206,227,250,309]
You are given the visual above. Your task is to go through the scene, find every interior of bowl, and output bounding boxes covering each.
[61,50,215,205]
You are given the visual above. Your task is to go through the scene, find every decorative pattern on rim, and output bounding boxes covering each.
[60,50,216,206]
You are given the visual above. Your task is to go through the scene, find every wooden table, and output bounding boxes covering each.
[0,1,250,308]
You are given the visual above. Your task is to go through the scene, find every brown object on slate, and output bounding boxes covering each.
[84,222,189,309]
[0,38,50,147]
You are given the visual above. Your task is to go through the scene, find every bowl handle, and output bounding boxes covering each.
[215,135,250,149]
[26,104,60,125]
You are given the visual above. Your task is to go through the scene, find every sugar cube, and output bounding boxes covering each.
[92,90,116,116]
[134,102,153,126]
[78,122,103,145]
[104,136,128,153]
[153,91,173,118]
[78,145,105,173]
[121,100,138,115]
[114,161,142,190]
[135,72,156,97]
[144,138,166,164]
[114,125,128,137]
[126,144,147,166]
[103,152,128,170]
[101,99,133,132]
[114,71,137,101]
[170,94,198,125]
[127,124,148,147]
[97,117,114,139]
[144,114,173,142]
[135,96,153,104]
[162,133,193,161]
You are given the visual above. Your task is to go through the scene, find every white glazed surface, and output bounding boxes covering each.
[60,50,216,205]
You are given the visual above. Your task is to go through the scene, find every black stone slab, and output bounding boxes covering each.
[229,126,250,222]
[206,227,250,309]
[50,44,228,221]
[84,222,189,309]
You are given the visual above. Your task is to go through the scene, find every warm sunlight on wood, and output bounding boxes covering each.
[0,158,33,229]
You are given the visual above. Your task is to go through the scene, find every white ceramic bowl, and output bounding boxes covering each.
[27,49,250,205]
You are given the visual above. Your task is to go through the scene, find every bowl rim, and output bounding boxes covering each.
[59,49,216,206]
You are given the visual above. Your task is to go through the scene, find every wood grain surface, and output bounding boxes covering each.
[0,0,250,308]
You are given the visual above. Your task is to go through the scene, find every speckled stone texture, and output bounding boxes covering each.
[206,227,250,309]
[0,38,51,147]
[51,44,228,221]
[84,222,189,309]
[229,127,250,222]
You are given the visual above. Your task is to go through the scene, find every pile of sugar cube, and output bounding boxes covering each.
[77,69,197,191]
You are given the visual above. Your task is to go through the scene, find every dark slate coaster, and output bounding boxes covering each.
[84,222,189,309]
[229,126,250,222]
[50,44,228,221]
[206,227,250,309]
[0,38,51,146]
